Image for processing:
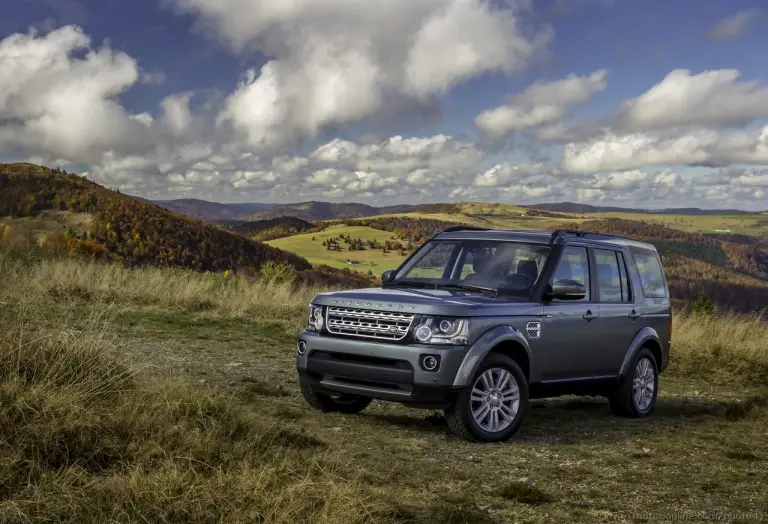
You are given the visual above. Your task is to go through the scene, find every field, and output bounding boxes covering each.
[267,224,410,275]
[2,251,767,523]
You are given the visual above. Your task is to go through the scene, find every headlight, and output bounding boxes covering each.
[412,316,469,345]
[307,304,324,331]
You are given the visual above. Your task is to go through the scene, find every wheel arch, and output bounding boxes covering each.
[452,325,533,387]
[618,326,662,377]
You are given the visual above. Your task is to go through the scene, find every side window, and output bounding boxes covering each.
[630,247,667,298]
[594,249,627,303]
[551,246,590,301]
[617,252,632,302]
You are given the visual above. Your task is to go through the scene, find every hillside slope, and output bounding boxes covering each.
[217,216,318,241]
[148,198,273,221]
[0,163,311,272]
[247,201,380,221]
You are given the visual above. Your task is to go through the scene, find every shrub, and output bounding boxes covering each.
[259,259,298,284]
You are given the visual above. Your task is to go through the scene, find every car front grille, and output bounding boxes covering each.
[325,306,415,341]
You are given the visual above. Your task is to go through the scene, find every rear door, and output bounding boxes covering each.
[594,248,638,375]
[540,244,602,380]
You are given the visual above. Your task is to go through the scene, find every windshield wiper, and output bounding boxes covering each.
[388,280,438,289]
[439,282,500,297]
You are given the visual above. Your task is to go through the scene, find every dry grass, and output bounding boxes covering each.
[670,311,768,385]
[0,252,319,319]
[0,305,394,523]
[1,251,767,523]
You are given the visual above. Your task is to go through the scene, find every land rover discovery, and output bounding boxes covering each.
[296,228,671,442]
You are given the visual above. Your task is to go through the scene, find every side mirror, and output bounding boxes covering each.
[549,279,587,301]
[381,270,396,283]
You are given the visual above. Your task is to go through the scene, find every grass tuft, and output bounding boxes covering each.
[498,482,553,505]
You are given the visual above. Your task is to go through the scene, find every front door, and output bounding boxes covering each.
[540,245,601,380]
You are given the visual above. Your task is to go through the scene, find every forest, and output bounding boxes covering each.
[217,216,321,241]
[0,164,311,272]
[340,216,464,243]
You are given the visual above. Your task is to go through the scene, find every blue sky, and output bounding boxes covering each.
[1,0,768,208]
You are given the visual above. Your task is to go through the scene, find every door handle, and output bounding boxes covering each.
[628,310,642,320]
[583,310,597,322]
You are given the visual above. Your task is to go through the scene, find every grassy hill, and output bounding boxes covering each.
[267,224,411,275]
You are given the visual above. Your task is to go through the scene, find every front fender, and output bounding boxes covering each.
[618,326,662,376]
[452,325,532,388]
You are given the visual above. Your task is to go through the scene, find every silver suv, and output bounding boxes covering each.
[296,228,671,442]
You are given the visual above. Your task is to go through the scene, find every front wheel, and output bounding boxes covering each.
[445,354,529,442]
[609,348,658,417]
[299,377,372,414]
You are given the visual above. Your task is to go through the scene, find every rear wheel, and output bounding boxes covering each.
[609,348,658,417]
[299,376,372,413]
[445,354,529,442]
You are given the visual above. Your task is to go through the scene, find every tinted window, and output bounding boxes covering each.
[403,242,456,279]
[595,249,631,303]
[617,252,632,302]
[551,246,590,301]
[630,247,667,298]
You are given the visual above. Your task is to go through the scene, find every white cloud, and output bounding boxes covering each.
[590,170,649,190]
[0,25,151,161]
[562,125,768,173]
[311,134,484,173]
[473,162,549,187]
[475,69,607,137]
[614,69,768,132]
[708,9,763,40]
[172,0,551,151]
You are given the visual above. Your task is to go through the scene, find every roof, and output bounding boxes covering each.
[433,227,657,250]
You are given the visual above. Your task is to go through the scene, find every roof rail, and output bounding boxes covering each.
[549,229,636,244]
[439,225,491,233]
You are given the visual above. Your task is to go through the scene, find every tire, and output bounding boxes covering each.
[445,353,529,442]
[609,348,658,418]
[299,377,372,414]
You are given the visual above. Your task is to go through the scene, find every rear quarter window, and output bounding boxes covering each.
[630,247,667,298]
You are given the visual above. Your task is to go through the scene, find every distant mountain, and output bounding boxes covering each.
[149,198,274,221]
[246,201,381,221]
[144,197,757,223]
[522,202,753,215]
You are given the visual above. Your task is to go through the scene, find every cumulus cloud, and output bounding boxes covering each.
[614,69,768,132]
[472,162,550,187]
[311,135,484,173]
[562,126,768,173]
[708,8,763,40]
[0,25,151,162]
[171,0,552,151]
[475,69,607,137]
[562,125,768,173]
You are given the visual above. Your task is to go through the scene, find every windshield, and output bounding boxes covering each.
[392,239,551,298]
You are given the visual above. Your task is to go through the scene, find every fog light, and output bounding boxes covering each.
[421,354,440,372]
[297,340,307,356]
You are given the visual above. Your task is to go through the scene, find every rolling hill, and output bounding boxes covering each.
[522,201,753,215]
[147,198,273,221]
[217,216,318,241]
[0,163,310,273]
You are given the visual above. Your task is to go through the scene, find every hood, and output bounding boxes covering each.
[311,286,543,317]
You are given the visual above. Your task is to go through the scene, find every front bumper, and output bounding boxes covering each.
[296,330,468,405]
